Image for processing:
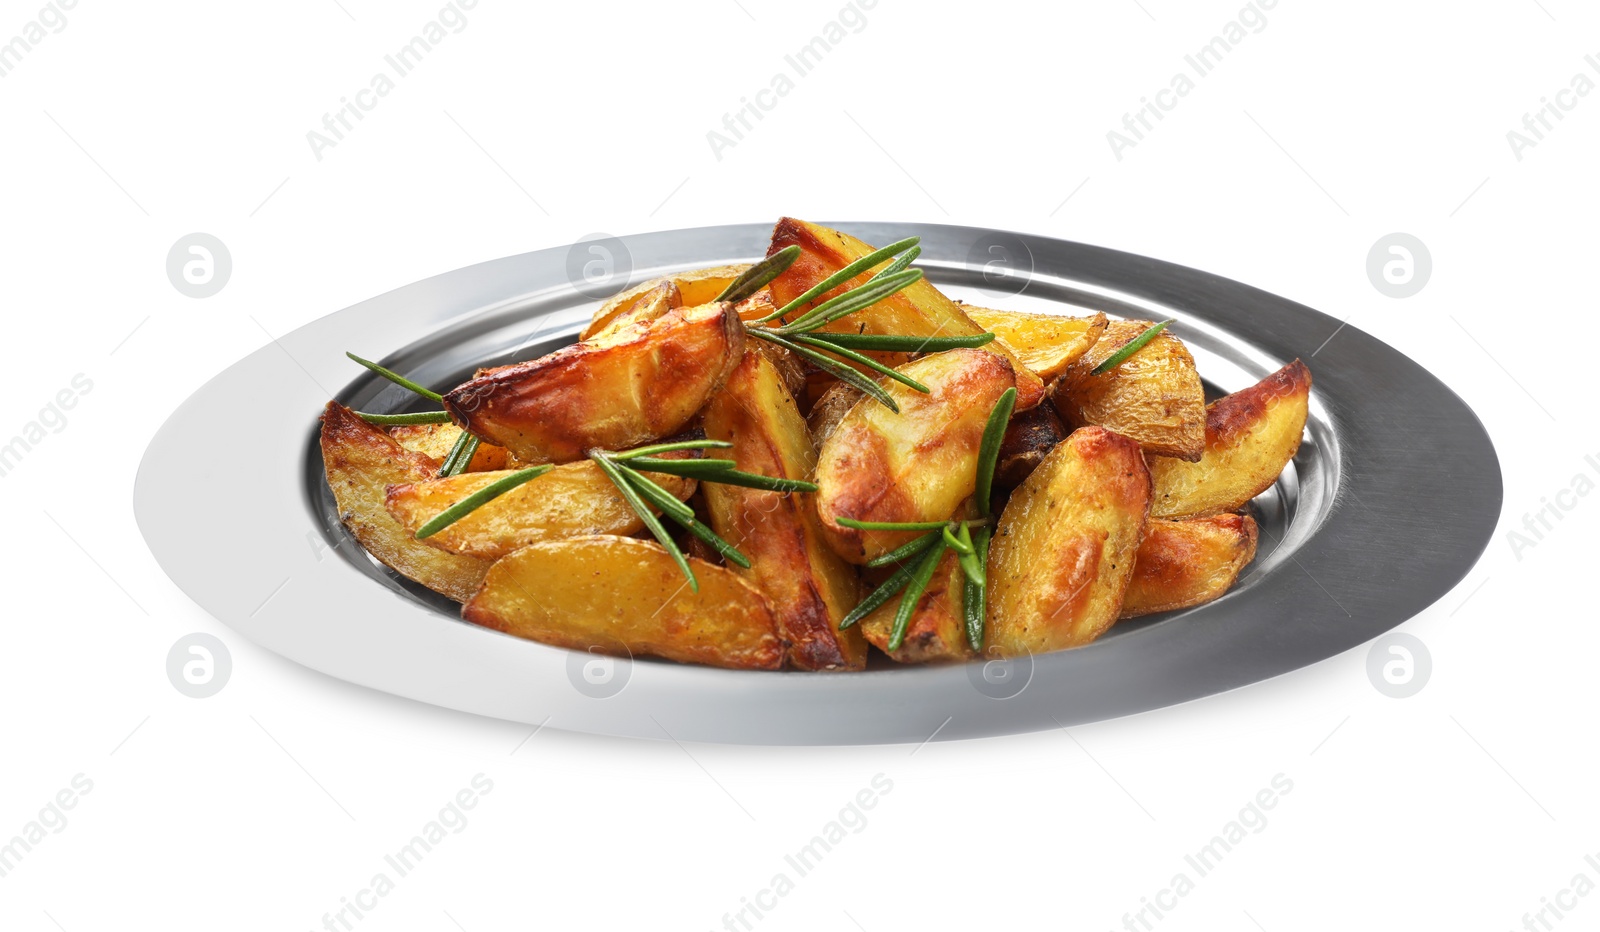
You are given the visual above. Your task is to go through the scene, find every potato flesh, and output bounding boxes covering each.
[384,460,695,560]
[462,535,785,670]
[985,426,1151,655]
[319,402,490,602]
[815,348,1018,564]
[765,218,1046,410]
[580,264,750,340]
[443,302,745,464]
[965,308,1108,382]
[388,423,509,472]
[1053,320,1207,461]
[1149,360,1311,518]
[1121,515,1258,618]
[583,279,681,342]
[702,351,867,670]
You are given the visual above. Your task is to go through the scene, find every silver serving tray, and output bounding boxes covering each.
[133,223,1501,744]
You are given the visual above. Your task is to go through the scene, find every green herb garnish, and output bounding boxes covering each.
[715,246,801,304]
[1090,319,1174,376]
[346,352,443,402]
[356,410,453,426]
[796,331,994,353]
[414,465,553,539]
[438,431,481,477]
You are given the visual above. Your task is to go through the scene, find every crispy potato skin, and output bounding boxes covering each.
[702,351,867,670]
[986,426,1151,656]
[965,308,1109,382]
[462,535,785,670]
[1149,360,1311,518]
[443,302,745,464]
[815,348,1019,563]
[994,403,1067,490]
[807,380,861,449]
[384,460,695,560]
[1052,320,1207,462]
[859,548,974,664]
[765,218,1045,410]
[583,278,681,342]
[389,423,509,471]
[580,264,750,339]
[319,403,490,602]
[1121,515,1258,618]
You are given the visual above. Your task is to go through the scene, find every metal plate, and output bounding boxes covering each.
[133,222,1501,744]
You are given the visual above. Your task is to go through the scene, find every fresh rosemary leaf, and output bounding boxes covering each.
[763,235,921,323]
[797,331,994,352]
[749,329,901,413]
[787,334,930,394]
[346,352,443,402]
[954,524,984,588]
[1090,319,1174,376]
[414,465,552,539]
[840,558,920,630]
[624,457,740,473]
[439,432,481,478]
[888,538,949,651]
[864,530,943,568]
[665,511,753,569]
[355,410,454,425]
[942,524,974,556]
[871,244,921,280]
[691,470,817,493]
[973,387,1017,517]
[836,517,957,531]
[612,439,732,460]
[964,524,991,651]
[715,245,801,304]
[616,465,697,523]
[775,269,924,335]
[592,453,697,591]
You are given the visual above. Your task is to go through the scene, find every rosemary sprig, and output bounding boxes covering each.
[797,331,994,353]
[346,352,443,402]
[962,524,991,650]
[773,269,925,335]
[864,530,944,568]
[888,535,950,651]
[715,246,801,304]
[963,388,1015,650]
[974,387,1017,511]
[751,236,921,324]
[356,410,453,425]
[1091,319,1174,376]
[786,334,930,393]
[836,517,991,532]
[414,465,553,539]
[748,328,901,413]
[590,451,697,588]
[438,431,480,477]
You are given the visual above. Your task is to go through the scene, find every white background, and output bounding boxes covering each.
[1,1,1595,930]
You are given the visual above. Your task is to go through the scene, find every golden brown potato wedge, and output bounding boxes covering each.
[384,460,695,560]
[815,348,1019,563]
[994,402,1067,490]
[765,218,1046,410]
[319,403,490,602]
[389,423,509,472]
[443,302,745,464]
[985,426,1151,656]
[964,308,1108,382]
[582,279,681,342]
[462,535,785,670]
[1053,320,1206,462]
[702,351,867,670]
[580,264,750,339]
[859,548,973,664]
[1121,514,1258,618]
[1149,360,1311,518]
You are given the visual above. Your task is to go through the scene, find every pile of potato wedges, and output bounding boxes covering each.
[320,218,1312,671]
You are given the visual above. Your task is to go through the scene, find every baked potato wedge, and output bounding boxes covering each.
[389,422,510,472]
[993,402,1067,490]
[580,263,750,339]
[815,347,1019,563]
[462,535,785,670]
[384,460,696,560]
[765,218,1046,410]
[319,402,490,602]
[443,301,745,464]
[964,307,1108,382]
[1121,514,1258,618]
[702,351,867,670]
[858,548,973,664]
[582,278,681,342]
[1052,320,1206,462]
[1149,360,1311,518]
[985,426,1151,656]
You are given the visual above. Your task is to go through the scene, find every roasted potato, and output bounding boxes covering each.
[384,460,696,560]
[807,380,861,449]
[815,348,1019,563]
[985,426,1151,656]
[1121,514,1258,618]
[766,218,1046,410]
[388,422,509,472]
[583,278,681,342]
[580,264,750,339]
[964,307,1108,382]
[1053,320,1206,462]
[1149,360,1311,518]
[319,402,490,602]
[859,548,973,664]
[702,351,867,670]
[993,402,1067,490]
[443,301,745,464]
[462,535,785,670]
